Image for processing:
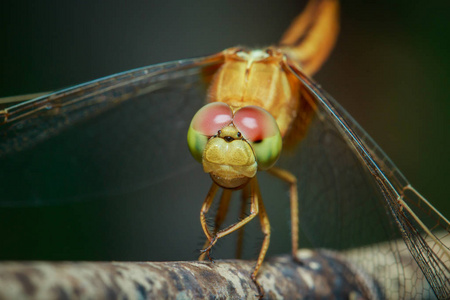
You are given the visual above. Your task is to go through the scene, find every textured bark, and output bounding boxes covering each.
[0,250,381,300]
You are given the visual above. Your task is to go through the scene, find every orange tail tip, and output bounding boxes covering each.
[279,0,339,76]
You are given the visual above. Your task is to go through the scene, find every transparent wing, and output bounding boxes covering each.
[281,63,450,299]
[0,53,224,206]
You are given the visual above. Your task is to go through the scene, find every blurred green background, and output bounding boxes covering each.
[0,0,448,260]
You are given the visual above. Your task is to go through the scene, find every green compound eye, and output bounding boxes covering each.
[187,102,233,163]
[233,106,282,170]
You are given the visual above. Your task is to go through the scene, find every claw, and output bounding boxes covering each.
[251,274,264,299]
[200,245,215,263]
[206,250,214,263]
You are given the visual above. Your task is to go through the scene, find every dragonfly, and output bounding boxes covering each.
[0,0,449,298]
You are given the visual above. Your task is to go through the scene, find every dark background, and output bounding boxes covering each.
[0,0,449,260]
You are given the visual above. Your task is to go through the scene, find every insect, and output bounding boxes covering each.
[0,0,449,299]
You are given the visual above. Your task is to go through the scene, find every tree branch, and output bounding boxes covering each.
[0,250,381,299]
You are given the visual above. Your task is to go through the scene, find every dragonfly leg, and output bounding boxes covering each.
[235,185,250,259]
[199,188,233,261]
[251,177,270,299]
[200,178,259,261]
[267,167,300,262]
[200,183,220,245]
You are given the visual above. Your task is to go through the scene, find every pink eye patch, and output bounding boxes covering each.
[192,102,233,136]
[233,106,278,142]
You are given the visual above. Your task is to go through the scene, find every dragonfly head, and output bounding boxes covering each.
[187,102,282,189]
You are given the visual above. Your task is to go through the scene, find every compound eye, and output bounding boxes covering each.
[187,102,233,162]
[233,106,282,170]
[190,102,233,136]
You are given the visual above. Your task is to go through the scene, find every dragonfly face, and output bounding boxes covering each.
[202,123,257,189]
